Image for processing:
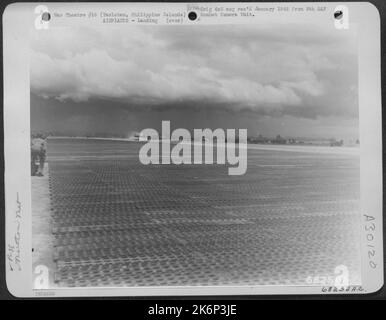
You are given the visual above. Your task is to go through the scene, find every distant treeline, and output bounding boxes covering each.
[33,131,359,147]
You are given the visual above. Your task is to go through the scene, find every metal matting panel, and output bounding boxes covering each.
[46,139,361,287]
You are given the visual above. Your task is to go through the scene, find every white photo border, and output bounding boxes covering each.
[3,2,383,297]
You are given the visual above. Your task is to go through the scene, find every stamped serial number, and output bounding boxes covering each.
[364,214,377,269]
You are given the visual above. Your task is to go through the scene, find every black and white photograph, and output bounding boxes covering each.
[30,23,363,288]
[3,2,383,297]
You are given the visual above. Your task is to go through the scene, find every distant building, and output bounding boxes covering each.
[128,131,147,141]
[329,138,344,147]
[271,135,287,145]
[248,134,270,144]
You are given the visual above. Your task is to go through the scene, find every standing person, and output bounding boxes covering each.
[31,133,47,177]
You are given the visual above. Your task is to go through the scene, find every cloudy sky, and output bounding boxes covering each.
[30,24,358,140]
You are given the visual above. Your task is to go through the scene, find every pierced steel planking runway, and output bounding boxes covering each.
[47,138,361,287]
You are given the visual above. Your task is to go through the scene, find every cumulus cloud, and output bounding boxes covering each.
[30,24,358,119]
